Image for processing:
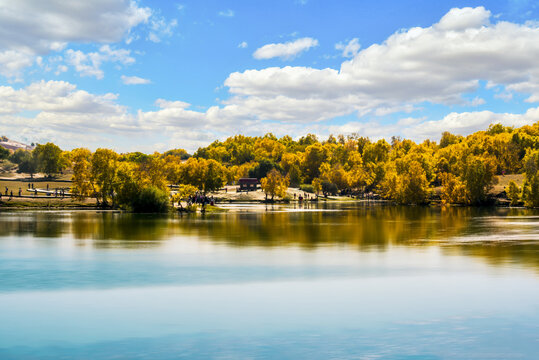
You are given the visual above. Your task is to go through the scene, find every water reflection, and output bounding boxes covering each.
[0,204,538,270]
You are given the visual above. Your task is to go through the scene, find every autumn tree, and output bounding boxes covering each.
[460,155,498,204]
[440,172,467,205]
[506,181,521,206]
[70,148,93,200]
[261,169,289,201]
[90,148,119,206]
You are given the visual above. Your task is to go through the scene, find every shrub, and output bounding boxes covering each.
[300,184,315,193]
[131,186,170,213]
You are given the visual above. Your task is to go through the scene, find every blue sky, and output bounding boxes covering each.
[0,0,538,152]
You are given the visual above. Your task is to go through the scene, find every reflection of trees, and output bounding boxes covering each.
[0,211,169,248]
[173,205,539,271]
[0,206,537,269]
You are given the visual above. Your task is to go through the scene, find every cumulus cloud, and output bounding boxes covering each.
[238,41,248,48]
[0,50,34,80]
[335,38,361,58]
[65,45,134,79]
[0,1,178,79]
[121,75,151,85]
[4,6,539,151]
[1,79,538,152]
[222,6,539,125]
[253,37,319,60]
[0,0,151,53]
[328,107,539,143]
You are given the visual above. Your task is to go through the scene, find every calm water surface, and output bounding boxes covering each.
[0,203,538,359]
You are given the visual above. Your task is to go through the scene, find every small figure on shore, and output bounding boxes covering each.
[5,187,8,195]
[10,190,13,199]
[34,189,37,196]
[27,183,30,189]
[46,184,49,190]
[18,188,22,197]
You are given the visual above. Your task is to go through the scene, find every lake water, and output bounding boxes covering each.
[0,203,538,359]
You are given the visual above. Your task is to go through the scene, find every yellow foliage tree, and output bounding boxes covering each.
[70,148,92,200]
[260,169,289,201]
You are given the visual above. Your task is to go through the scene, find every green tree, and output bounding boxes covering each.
[34,142,66,177]
[0,146,9,160]
[131,186,170,213]
[12,150,37,178]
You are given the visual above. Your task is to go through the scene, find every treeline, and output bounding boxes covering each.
[192,122,539,207]
[2,122,539,210]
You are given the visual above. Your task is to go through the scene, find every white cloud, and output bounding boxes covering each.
[335,38,361,58]
[0,50,34,80]
[253,37,319,60]
[329,108,539,143]
[0,0,151,54]
[436,6,491,31]
[1,79,538,152]
[0,1,178,79]
[218,9,235,17]
[238,41,248,49]
[469,97,486,106]
[147,17,178,43]
[221,7,539,124]
[65,45,134,79]
[121,75,151,85]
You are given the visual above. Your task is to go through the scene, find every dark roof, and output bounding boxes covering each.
[238,178,258,183]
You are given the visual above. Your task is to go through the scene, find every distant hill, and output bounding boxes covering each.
[0,136,34,151]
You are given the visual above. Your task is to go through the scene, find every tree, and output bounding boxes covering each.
[260,169,289,201]
[178,158,227,193]
[439,131,462,148]
[90,148,119,206]
[506,181,521,206]
[248,159,280,180]
[301,143,328,182]
[461,155,498,204]
[440,172,467,205]
[312,178,322,197]
[34,142,66,177]
[522,172,539,208]
[71,148,93,200]
[0,146,9,160]
[381,161,430,205]
[172,184,198,208]
[13,150,37,178]
[131,186,170,213]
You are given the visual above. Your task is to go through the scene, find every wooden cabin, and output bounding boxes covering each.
[238,178,258,192]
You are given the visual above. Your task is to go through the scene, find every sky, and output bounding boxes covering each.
[0,0,539,153]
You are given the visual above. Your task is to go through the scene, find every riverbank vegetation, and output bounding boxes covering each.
[1,121,538,210]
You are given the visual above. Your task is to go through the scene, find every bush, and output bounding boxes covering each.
[300,184,315,193]
[322,181,338,196]
[131,186,170,213]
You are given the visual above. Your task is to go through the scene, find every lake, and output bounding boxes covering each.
[0,203,538,359]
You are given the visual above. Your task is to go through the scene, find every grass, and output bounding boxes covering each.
[0,198,97,209]
[0,179,72,197]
